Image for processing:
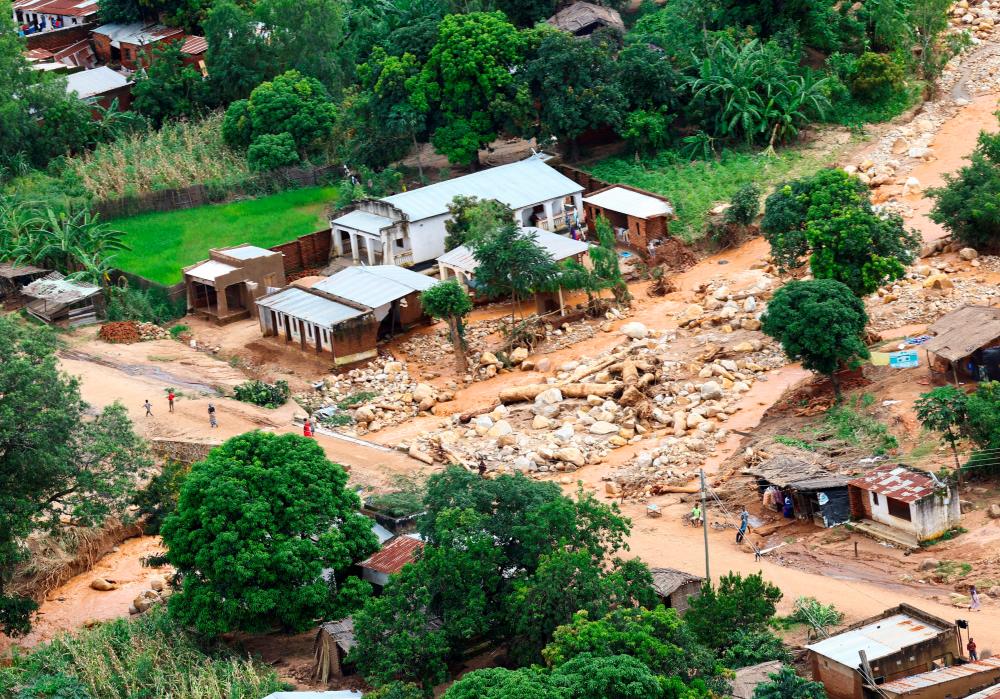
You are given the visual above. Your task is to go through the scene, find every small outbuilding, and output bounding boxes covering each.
[745,455,851,528]
[313,617,358,683]
[91,22,185,70]
[847,465,960,548]
[64,66,132,111]
[922,305,1000,384]
[184,245,285,325]
[546,1,625,36]
[312,265,435,335]
[21,272,103,325]
[874,657,1000,699]
[807,604,961,699]
[359,535,423,589]
[582,184,675,256]
[0,261,49,303]
[649,567,704,614]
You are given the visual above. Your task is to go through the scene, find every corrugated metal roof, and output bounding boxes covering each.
[318,617,357,653]
[848,466,940,504]
[372,522,394,545]
[180,35,207,55]
[923,305,1000,362]
[331,210,396,235]
[21,272,100,303]
[220,245,276,261]
[967,683,1000,699]
[185,260,238,282]
[13,0,98,17]
[437,227,589,274]
[264,692,363,699]
[360,535,423,574]
[313,266,433,308]
[382,156,583,222]
[65,67,129,99]
[878,657,1000,693]
[93,22,184,47]
[583,186,674,219]
[807,613,945,667]
[256,287,365,327]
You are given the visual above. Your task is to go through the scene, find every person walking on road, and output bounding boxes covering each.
[968,638,978,661]
[737,507,750,544]
[970,585,982,611]
[208,402,217,428]
[303,418,313,437]
[144,399,153,417]
[167,390,175,413]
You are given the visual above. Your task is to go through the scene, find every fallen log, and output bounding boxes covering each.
[498,382,621,404]
[565,355,621,384]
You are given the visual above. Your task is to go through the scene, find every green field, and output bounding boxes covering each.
[111,186,337,285]
[586,146,840,241]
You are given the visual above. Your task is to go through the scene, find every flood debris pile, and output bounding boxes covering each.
[298,356,454,434]
[98,321,169,344]
[398,317,502,365]
[950,0,997,41]
[866,250,1000,330]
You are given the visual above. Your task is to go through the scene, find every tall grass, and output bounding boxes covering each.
[586,145,835,240]
[0,607,286,699]
[67,113,250,200]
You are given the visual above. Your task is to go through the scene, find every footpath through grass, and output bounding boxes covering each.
[585,146,838,241]
[112,185,337,285]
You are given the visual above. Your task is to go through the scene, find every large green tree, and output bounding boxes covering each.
[915,386,969,473]
[255,0,348,93]
[521,28,627,159]
[131,42,205,127]
[762,169,918,295]
[470,222,559,316]
[761,279,870,396]
[685,572,783,652]
[753,667,828,699]
[411,12,527,166]
[421,280,473,373]
[203,0,274,106]
[0,317,151,635]
[444,196,514,252]
[445,667,566,699]
[929,128,1000,251]
[161,431,378,635]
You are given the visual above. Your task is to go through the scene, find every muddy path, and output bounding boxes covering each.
[60,349,223,396]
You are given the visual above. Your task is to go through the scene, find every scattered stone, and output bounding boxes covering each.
[590,421,619,435]
[959,247,979,260]
[621,321,649,339]
[90,578,117,592]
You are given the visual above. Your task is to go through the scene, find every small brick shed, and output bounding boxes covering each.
[583,184,674,255]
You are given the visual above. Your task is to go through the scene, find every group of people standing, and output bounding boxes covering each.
[143,391,216,427]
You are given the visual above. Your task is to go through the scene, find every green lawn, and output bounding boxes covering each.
[111,186,338,285]
[586,146,839,241]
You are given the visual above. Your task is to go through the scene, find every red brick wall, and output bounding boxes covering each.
[25,24,92,51]
[271,229,333,275]
[92,32,112,63]
[848,485,870,519]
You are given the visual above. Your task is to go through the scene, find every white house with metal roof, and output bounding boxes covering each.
[329,154,584,268]
[255,265,435,364]
[436,227,589,290]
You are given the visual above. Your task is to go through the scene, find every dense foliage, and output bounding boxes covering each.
[232,379,291,408]
[754,667,828,699]
[0,607,285,699]
[761,169,919,295]
[929,124,1000,251]
[686,572,783,653]
[761,279,870,395]
[161,432,378,634]
[0,316,152,635]
[470,223,559,312]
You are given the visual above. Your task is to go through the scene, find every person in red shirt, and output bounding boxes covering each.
[303,419,313,438]
[968,638,978,661]
[167,390,175,413]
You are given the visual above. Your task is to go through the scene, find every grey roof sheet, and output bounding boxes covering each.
[256,287,366,326]
[583,186,674,218]
[437,228,589,274]
[318,617,357,653]
[93,22,184,47]
[220,245,277,261]
[923,305,1000,362]
[186,260,238,282]
[65,67,129,99]
[313,266,433,308]
[21,272,101,303]
[0,261,48,278]
[807,613,945,667]
[331,210,396,235]
[878,657,1000,693]
[382,156,583,222]
[744,454,850,490]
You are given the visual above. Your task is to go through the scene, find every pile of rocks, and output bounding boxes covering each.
[866,261,1000,330]
[950,0,997,40]
[398,317,501,365]
[304,356,454,434]
[89,574,172,616]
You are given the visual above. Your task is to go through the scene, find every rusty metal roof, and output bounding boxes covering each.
[807,613,946,667]
[181,35,207,55]
[878,658,1000,694]
[360,535,422,575]
[847,465,941,503]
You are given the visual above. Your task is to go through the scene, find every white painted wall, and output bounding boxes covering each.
[408,214,449,264]
[868,491,916,533]
[868,488,960,541]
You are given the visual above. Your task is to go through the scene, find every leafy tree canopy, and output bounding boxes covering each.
[203,0,274,106]
[470,222,559,308]
[131,42,205,127]
[685,572,783,652]
[753,667,828,699]
[161,431,378,635]
[929,128,1000,252]
[0,316,151,635]
[761,279,870,394]
[444,196,514,251]
[421,280,473,371]
[444,667,567,699]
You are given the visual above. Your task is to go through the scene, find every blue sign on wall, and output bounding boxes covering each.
[889,350,919,369]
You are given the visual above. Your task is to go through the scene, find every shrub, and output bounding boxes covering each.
[849,52,904,103]
[247,132,301,172]
[168,324,190,339]
[621,109,672,155]
[929,128,1000,251]
[232,379,290,408]
[131,460,191,534]
[106,286,185,325]
[726,183,762,226]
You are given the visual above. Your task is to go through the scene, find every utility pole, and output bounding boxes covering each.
[700,468,710,582]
